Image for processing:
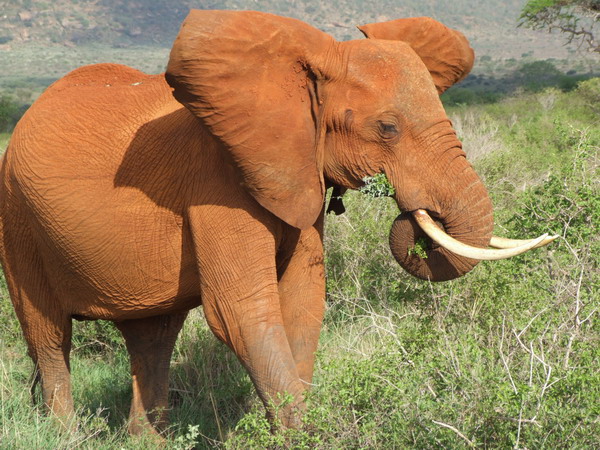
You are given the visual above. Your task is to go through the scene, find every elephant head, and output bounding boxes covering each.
[166,11,554,282]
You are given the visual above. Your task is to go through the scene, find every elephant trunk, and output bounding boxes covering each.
[388,141,494,282]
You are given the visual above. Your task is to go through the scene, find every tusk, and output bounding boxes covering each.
[412,209,551,261]
[490,235,559,249]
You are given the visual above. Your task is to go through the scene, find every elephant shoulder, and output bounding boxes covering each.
[46,63,151,93]
[7,64,179,189]
[34,63,172,110]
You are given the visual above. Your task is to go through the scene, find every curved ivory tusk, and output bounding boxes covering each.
[490,235,559,249]
[412,209,550,261]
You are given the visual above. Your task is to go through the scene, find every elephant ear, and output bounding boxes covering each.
[358,17,474,94]
[166,10,334,229]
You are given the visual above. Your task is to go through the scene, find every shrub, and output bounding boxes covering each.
[0,96,22,132]
[518,60,563,92]
[576,76,600,114]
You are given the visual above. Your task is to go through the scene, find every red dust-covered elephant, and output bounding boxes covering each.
[0,11,555,433]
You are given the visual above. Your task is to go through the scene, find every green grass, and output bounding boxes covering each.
[0,81,598,448]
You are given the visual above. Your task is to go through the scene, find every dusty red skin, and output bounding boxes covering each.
[358,17,475,94]
[0,11,491,432]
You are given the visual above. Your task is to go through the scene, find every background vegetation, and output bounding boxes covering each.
[519,0,600,54]
[0,1,599,448]
[1,77,598,450]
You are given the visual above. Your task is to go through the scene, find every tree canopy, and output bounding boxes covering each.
[520,0,600,53]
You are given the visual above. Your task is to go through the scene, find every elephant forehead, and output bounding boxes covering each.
[344,40,430,84]
[339,40,445,125]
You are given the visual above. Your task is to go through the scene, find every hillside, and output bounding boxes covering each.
[1,0,599,133]
[0,0,589,58]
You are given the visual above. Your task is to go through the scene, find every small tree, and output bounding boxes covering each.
[0,96,21,132]
[518,60,564,91]
[520,0,600,54]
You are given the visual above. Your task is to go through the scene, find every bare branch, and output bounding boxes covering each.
[520,0,600,53]
[432,420,476,448]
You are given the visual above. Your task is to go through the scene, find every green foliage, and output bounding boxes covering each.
[519,60,563,91]
[71,320,124,357]
[0,271,22,341]
[359,173,395,197]
[522,0,564,15]
[0,95,22,132]
[0,132,10,152]
[576,76,600,113]
[408,237,429,259]
[456,81,599,208]
[443,59,596,108]
[172,424,201,450]
[442,86,503,106]
[507,125,599,284]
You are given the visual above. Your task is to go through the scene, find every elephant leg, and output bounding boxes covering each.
[190,207,306,428]
[278,216,326,386]
[2,232,74,423]
[115,311,188,435]
[24,306,73,423]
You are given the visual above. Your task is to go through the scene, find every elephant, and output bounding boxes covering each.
[0,10,555,433]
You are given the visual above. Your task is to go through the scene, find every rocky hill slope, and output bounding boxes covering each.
[0,0,582,58]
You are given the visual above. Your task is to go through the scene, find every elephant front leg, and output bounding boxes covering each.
[202,285,307,428]
[278,217,326,387]
[191,208,306,428]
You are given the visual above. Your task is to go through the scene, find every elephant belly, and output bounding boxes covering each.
[28,183,202,321]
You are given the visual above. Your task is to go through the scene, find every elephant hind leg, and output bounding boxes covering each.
[3,248,74,423]
[114,311,188,435]
[0,202,75,425]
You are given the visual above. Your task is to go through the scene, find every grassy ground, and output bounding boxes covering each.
[0,81,598,448]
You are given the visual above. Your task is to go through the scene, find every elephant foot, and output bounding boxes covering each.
[122,390,172,440]
[127,422,167,448]
[127,404,170,436]
[267,397,306,431]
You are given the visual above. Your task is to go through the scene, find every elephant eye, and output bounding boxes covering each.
[378,121,399,140]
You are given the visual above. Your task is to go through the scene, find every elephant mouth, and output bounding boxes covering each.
[389,209,557,282]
